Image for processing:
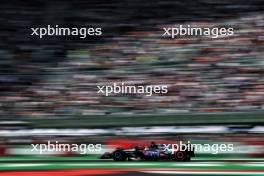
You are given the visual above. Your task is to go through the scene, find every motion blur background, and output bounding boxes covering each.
[0,0,264,171]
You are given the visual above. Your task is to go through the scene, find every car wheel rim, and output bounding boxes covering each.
[177,152,184,159]
[115,152,121,158]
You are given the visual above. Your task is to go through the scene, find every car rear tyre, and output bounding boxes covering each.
[113,150,127,161]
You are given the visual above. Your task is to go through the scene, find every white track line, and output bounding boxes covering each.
[142,170,264,175]
[1,164,49,167]
[172,163,224,166]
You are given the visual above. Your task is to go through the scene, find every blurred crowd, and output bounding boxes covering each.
[0,1,263,117]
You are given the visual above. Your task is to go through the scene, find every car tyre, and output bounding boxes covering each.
[113,150,127,161]
[174,151,190,161]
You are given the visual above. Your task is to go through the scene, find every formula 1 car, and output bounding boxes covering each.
[101,142,195,161]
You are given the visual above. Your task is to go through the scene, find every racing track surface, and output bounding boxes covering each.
[1,156,264,176]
